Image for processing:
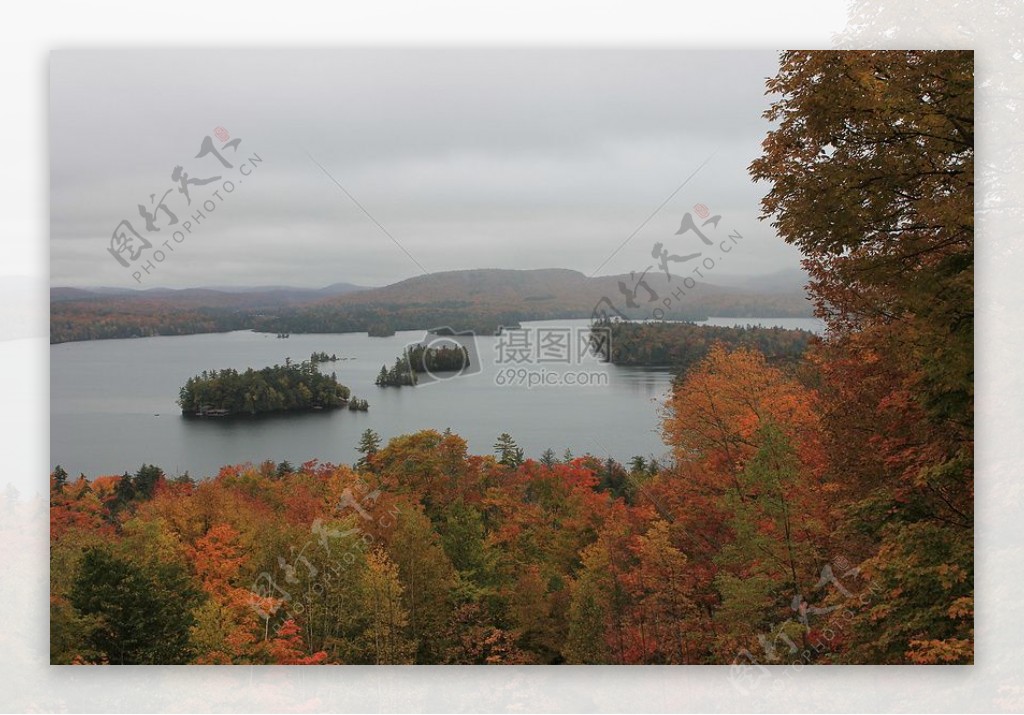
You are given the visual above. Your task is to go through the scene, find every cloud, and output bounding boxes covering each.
[50,48,799,288]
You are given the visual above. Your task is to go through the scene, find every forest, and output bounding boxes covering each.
[177,361,352,416]
[50,269,813,344]
[50,50,972,665]
[50,299,250,344]
[596,321,813,370]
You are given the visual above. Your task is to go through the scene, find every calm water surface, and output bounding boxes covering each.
[50,317,821,478]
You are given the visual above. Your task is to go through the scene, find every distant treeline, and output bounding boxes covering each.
[178,361,351,416]
[253,304,533,340]
[50,285,812,344]
[596,320,815,370]
[51,303,249,344]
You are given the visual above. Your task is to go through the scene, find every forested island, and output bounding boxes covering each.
[347,397,370,412]
[594,320,814,370]
[407,343,470,372]
[177,361,352,417]
[376,343,472,387]
[376,356,418,387]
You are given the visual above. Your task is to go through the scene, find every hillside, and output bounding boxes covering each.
[50,268,812,343]
[266,267,812,334]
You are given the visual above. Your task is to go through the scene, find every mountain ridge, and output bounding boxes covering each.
[52,265,809,299]
[50,267,813,343]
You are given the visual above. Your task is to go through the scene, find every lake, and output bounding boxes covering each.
[49,317,823,478]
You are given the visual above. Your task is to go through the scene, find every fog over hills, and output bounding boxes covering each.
[51,266,813,343]
[53,266,811,316]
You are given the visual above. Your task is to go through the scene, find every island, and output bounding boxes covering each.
[375,343,471,387]
[178,360,352,417]
[375,355,418,387]
[592,320,814,370]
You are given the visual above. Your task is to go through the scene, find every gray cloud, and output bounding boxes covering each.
[50,48,803,288]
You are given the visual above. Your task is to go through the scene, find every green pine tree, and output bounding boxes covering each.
[357,429,383,471]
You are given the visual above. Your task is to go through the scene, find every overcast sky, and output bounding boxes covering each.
[50,48,805,288]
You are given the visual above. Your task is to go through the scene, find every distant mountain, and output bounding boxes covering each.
[50,268,812,344]
[323,268,592,306]
[319,282,368,296]
[51,287,103,302]
[199,282,368,297]
[312,267,795,312]
[704,267,810,294]
[291,267,811,331]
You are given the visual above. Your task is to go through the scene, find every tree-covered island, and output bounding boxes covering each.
[375,343,471,387]
[178,360,352,417]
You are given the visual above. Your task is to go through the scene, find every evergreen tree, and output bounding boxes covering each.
[356,429,382,472]
[71,547,202,664]
[51,465,68,494]
[113,472,136,511]
[133,464,163,500]
[494,433,524,468]
[598,458,629,501]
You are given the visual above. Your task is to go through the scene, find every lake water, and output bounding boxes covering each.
[50,317,822,478]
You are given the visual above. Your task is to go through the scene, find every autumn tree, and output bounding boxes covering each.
[359,548,415,664]
[624,520,697,663]
[506,564,563,663]
[656,344,830,660]
[261,517,370,663]
[384,502,458,663]
[565,523,634,663]
[371,430,470,516]
[262,619,328,665]
[749,50,973,663]
[711,424,830,660]
[443,602,534,664]
[185,522,274,664]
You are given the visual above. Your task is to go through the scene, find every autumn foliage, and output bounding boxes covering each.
[50,50,971,665]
